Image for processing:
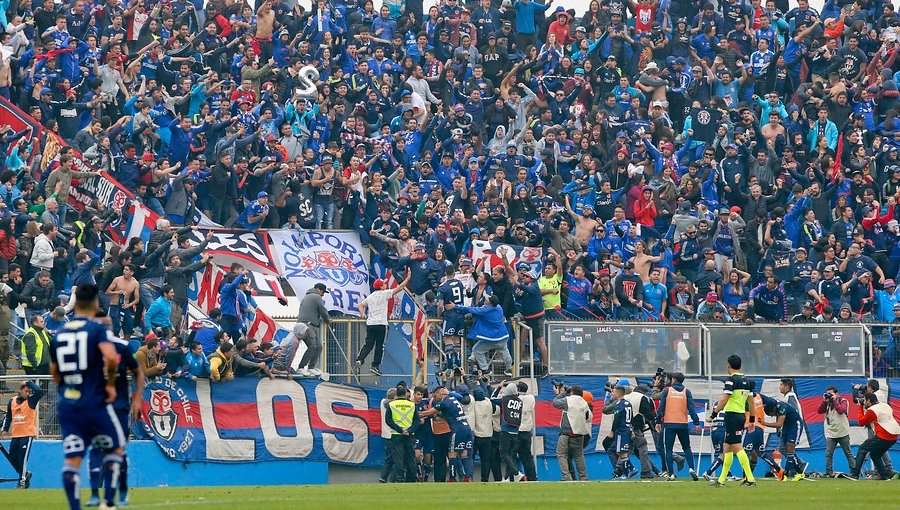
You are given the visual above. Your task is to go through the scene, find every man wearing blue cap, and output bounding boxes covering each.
[238,191,270,231]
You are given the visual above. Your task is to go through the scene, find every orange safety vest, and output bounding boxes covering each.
[751,394,766,425]
[663,387,689,424]
[9,397,37,438]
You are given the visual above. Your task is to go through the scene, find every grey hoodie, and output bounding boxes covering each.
[297,289,330,326]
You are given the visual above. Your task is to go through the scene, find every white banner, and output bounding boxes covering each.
[269,230,370,316]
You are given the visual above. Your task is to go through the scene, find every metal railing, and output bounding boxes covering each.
[0,375,59,438]
[320,319,442,387]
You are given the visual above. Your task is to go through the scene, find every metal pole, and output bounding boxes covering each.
[861,324,873,378]
[701,323,712,463]
[513,319,520,378]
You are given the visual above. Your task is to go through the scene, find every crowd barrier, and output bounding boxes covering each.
[705,324,868,377]
[546,322,702,376]
[544,321,873,378]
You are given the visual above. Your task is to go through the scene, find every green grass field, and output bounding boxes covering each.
[3,480,897,510]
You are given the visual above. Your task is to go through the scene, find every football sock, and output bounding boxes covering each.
[761,452,780,471]
[736,450,755,482]
[63,465,81,510]
[423,462,432,482]
[719,452,734,483]
[707,455,723,476]
[103,454,123,506]
[450,457,462,481]
[88,448,103,496]
[463,456,474,479]
[119,453,129,500]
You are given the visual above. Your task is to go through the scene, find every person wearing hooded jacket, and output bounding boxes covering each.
[447,294,511,375]
[491,382,526,482]
[471,384,496,482]
[296,283,331,377]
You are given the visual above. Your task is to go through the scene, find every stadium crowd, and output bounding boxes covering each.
[3,0,900,379]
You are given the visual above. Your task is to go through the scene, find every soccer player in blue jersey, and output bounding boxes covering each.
[602,383,636,479]
[761,393,808,480]
[420,386,474,482]
[437,266,467,370]
[412,386,434,482]
[49,284,123,510]
[86,313,145,507]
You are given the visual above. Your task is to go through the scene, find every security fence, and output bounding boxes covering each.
[704,324,867,377]
[546,322,703,376]
[545,321,874,377]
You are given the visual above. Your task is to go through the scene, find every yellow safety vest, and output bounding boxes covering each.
[21,326,50,368]
[388,399,415,434]
[74,220,86,247]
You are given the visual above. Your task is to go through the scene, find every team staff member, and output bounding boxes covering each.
[655,372,700,480]
[20,316,52,375]
[385,385,419,483]
[1,381,43,488]
[743,383,783,479]
[492,383,525,482]
[708,354,756,486]
[851,392,900,481]
[761,393,808,481]
[516,381,538,481]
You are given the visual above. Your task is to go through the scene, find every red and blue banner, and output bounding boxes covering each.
[137,376,900,467]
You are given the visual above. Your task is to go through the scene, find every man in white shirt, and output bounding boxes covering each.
[355,274,409,376]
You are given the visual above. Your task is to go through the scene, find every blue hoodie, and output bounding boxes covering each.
[455,303,509,343]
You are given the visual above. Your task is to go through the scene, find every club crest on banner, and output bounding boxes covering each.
[148,388,178,442]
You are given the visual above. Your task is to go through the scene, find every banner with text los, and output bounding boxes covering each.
[138,376,900,467]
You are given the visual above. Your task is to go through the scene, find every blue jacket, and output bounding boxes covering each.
[806,119,838,151]
[785,196,810,247]
[167,118,208,165]
[219,273,245,319]
[455,304,509,343]
[185,350,211,378]
[144,296,173,330]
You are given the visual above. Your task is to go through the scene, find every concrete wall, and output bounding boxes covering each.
[4,441,899,488]
[0,440,328,489]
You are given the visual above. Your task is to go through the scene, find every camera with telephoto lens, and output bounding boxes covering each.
[552,379,571,394]
[823,392,833,401]
[852,384,867,404]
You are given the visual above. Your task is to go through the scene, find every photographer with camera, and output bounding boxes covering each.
[853,379,895,478]
[817,387,855,477]
[655,372,701,481]
[850,392,900,480]
[552,382,592,481]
